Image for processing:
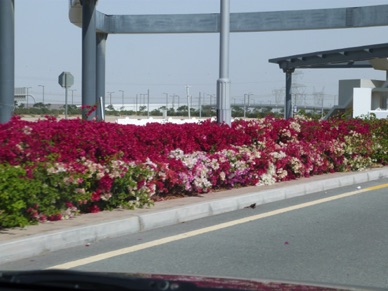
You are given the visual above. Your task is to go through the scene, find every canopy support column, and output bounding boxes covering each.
[96,32,107,121]
[284,68,294,119]
[0,0,15,124]
[81,0,97,120]
[216,0,231,126]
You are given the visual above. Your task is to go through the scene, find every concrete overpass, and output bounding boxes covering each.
[2,1,388,123]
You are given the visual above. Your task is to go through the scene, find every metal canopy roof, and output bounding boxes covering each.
[269,42,388,71]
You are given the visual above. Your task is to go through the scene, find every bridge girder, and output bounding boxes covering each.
[69,5,388,34]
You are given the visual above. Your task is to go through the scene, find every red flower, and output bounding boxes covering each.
[98,175,113,192]
[91,190,101,201]
[88,205,100,213]
[47,213,62,221]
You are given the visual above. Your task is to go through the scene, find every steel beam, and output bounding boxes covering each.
[82,0,97,120]
[67,3,388,122]
[284,69,294,119]
[216,0,231,126]
[86,5,388,34]
[0,0,14,124]
[270,43,388,70]
[96,33,107,121]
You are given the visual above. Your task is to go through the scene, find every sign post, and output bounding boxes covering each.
[58,72,74,119]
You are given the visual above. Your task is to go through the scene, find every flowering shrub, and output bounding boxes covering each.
[363,117,388,165]
[0,115,387,228]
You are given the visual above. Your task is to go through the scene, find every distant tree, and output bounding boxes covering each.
[167,107,176,116]
[67,105,81,115]
[106,104,115,111]
[231,105,244,117]
[33,102,45,109]
[151,109,162,116]
[177,105,188,114]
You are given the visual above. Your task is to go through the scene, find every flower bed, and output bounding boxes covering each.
[0,115,387,228]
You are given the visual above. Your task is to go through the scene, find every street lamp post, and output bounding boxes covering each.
[186,85,191,118]
[38,85,45,104]
[119,90,124,108]
[163,92,168,118]
[163,92,168,109]
[107,91,114,105]
[216,0,231,125]
[26,87,32,108]
[199,92,202,118]
[147,89,150,118]
[70,89,76,105]
[135,94,138,114]
[243,94,246,118]
[248,93,253,109]
[208,94,215,116]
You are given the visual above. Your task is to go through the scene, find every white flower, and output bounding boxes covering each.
[289,121,301,132]
[22,126,32,135]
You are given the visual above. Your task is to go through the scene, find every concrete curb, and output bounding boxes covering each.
[1,167,387,263]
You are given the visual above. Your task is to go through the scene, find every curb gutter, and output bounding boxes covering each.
[1,167,387,263]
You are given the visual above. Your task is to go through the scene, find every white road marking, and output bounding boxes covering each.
[48,183,388,269]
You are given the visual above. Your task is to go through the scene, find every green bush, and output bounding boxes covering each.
[0,164,41,228]
[0,160,156,228]
[370,118,388,164]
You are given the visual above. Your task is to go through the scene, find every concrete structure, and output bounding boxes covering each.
[334,59,388,119]
[352,83,388,119]
[68,2,388,122]
[270,43,388,119]
[321,78,388,119]
[3,3,388,122]
[0,0,14,123]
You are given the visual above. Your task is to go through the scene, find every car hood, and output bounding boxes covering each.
[0,270,383,291]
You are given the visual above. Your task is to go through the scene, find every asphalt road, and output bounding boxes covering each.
[1,178,388,289]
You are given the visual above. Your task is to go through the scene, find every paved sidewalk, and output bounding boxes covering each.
[1,167,387,264]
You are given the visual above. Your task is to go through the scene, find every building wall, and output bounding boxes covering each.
[338,79,385,107]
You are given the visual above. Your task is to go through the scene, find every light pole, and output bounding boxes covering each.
[119,90,124,108]
[217,0,231,125]
[107,91,114,105]
[163,92,168,109]
[243,94,246,118]
[163,92,168,118]
[135,94,138,113]
[70,89,76,105]
[177,94,180,109]
[199,92,202,118]
[247,93,253,108]
[38,85,45,104]
[147,89,150,118]
[26,87,32,108]
[186,85,191,118]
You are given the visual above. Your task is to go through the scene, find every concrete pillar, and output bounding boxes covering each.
[82,0,97,120]
[216,0,231,126]
[0,0,15,124]
[96,33,107,121]
[284,69,294,119]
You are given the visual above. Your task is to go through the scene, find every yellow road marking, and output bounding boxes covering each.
[48,183,388,270]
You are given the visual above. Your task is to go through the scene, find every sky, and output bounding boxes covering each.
[14,0,388,107]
